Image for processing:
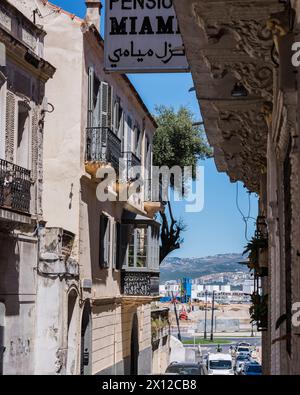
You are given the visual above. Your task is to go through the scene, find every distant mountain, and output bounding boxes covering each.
[160,253,247,282]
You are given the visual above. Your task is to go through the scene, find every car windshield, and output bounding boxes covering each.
[237,355,249,361]
[247,365,262,373]
[238,347,249,352]
[209,360,232,370]
[166,365,200,375]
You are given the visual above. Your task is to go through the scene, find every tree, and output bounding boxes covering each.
[153,105,212,263]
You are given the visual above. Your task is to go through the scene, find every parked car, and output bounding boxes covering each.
[165,362,204,375]
[236,346,252,358]
[234,354,251,375]
[206,353,234,375]
[237,342,251,348]
[243,362,262,376]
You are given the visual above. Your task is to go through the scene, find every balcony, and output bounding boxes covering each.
[0,159,31,214]
[85,127,122,176]
[120,212,160,298]
[144,178,164,218]
[122,151,141,169]
[121,270,160,297]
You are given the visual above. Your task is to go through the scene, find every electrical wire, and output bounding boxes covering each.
[236,183,256,242]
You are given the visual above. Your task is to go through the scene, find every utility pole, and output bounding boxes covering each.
[204,290,208,340]
[210,291,215,342]
[172,292,182,341]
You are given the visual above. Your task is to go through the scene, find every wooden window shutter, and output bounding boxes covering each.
[100,82,109,128]
[87,67,95,128]
[5,91,15,163]
[112,221,117,269]
[100,214,110,269]
[127,116,132,152]
[31,106,38,181]
[119,224,131,269]
[107,85,113,130]
[114,97,120,135]
[136,128,142,158]
[87,66,94,128]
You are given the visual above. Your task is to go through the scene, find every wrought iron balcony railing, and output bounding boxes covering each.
[121,271,159,297]
[86,127,122,172]
[0,159,31,213]
[120,151,142,183]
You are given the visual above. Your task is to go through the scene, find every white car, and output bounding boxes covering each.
[206,353,234,375]
[236,346,252,358]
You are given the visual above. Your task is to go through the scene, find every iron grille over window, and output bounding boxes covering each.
[0,158,31,213]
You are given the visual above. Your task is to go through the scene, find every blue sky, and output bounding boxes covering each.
[51,0,258,257]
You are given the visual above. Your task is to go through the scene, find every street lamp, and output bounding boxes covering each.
[204,290,208,340]
[210,291,215,342]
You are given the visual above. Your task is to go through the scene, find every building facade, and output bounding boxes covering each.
[1,0,162,375]
[0,0,55,375]
[174,0,300,375]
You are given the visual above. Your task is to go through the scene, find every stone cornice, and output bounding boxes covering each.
[0,26,55,81]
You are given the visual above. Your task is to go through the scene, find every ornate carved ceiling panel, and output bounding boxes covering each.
[174,0,285,193]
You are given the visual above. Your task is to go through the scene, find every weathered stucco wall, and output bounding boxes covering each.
[0,232,37,375]
[41,11,84,246]
[92,302,152,375]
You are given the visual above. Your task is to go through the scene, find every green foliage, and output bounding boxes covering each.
[243,235,268,275]
[153,105,212,175]
[249,293,268,330]
[152,105,212,263]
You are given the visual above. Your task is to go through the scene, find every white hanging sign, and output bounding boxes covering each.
[104,0,189,73]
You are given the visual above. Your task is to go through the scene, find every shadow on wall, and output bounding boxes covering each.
[120,305,139,375]
[0,234,20,316]
[80,176,109,286]
[0,302,5,375]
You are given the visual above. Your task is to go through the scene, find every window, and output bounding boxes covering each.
[127,116,133,152]
[87,66,100,128]
[124,225,149,268]
[134,126,142,158]
[128,226,148,268]
[87,67,112,130]
[136,227,147,267]
[119,221,160,270]
[99,214,111,268]
[16,101,29,169]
